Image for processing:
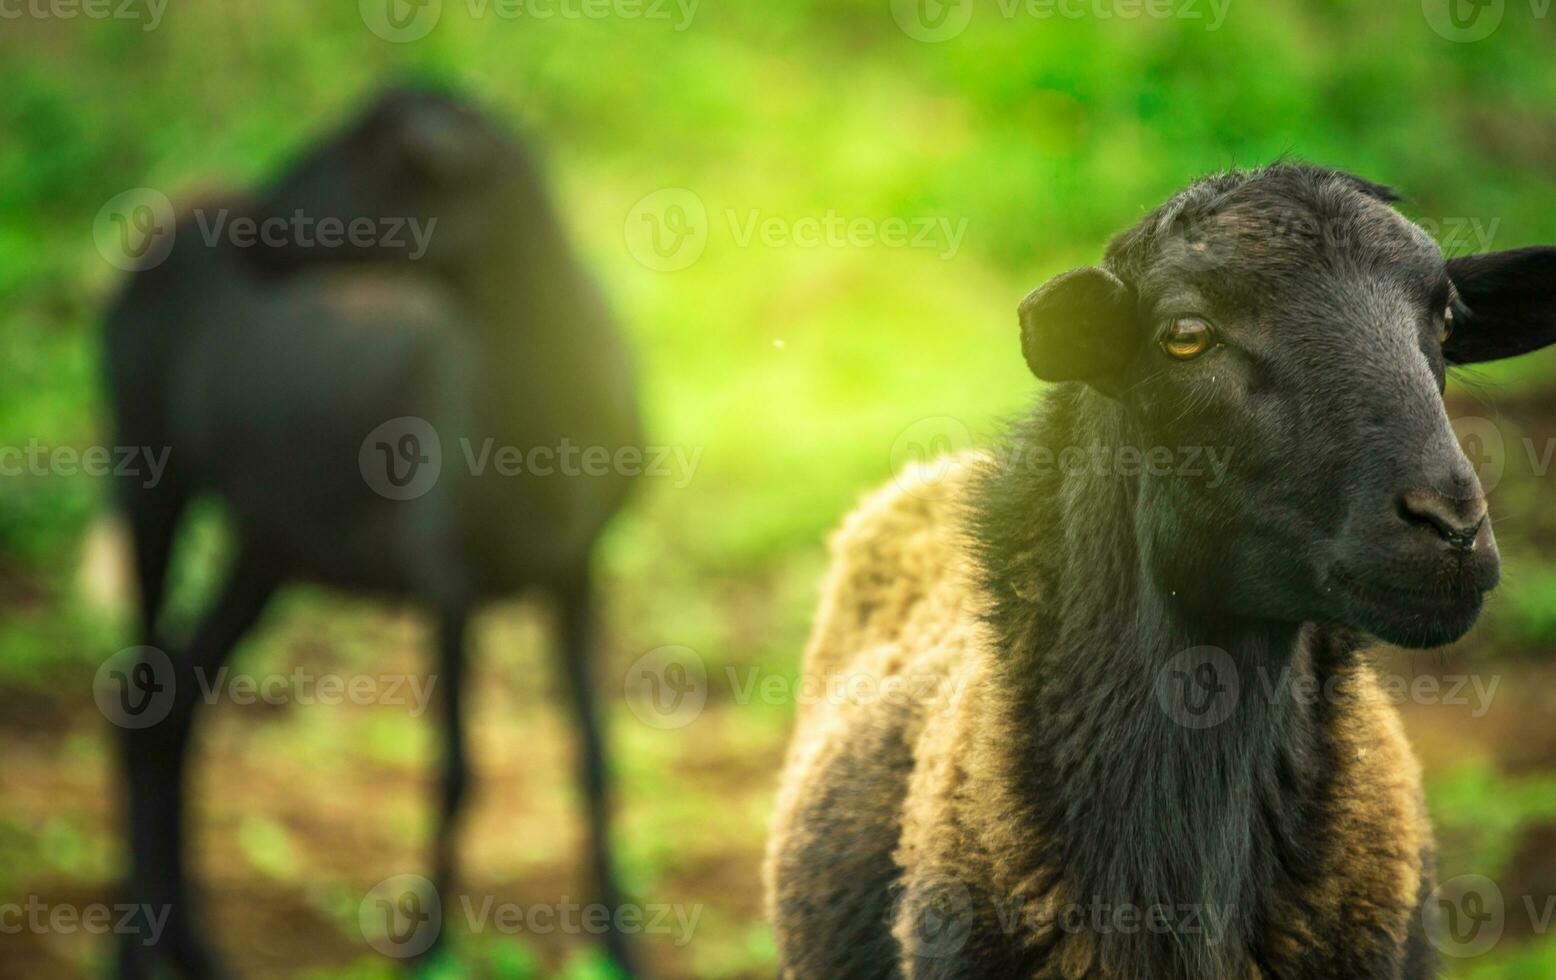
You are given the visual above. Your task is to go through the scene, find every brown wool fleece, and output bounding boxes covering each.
[764,454,1434,980]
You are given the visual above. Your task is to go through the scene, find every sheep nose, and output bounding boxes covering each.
[1396,488,1488,549]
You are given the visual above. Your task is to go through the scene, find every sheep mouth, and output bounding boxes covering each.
[1329,567,1486,648]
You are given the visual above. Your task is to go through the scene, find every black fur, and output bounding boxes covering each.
[771,163,1556,979]
[972,392,1368,978]
[104,87,642,977]
[969,162,1556,977]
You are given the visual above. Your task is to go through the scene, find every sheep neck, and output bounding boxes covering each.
[443,172,606,335]
[970,384,1351,978]
[449,189,641,449]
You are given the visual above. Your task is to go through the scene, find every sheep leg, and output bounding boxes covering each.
[116,547,280,980]
[431,607,470,916]
[123,480,185,650]
[555,568,638,977]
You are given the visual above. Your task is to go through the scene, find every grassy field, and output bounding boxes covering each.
[2,1,1556,976]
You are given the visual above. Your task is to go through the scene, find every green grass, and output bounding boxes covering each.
[2,2,1556,976]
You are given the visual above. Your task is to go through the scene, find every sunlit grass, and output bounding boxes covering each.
[2,2,1555,976]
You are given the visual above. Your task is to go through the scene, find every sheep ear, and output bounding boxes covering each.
[1018,266,1136,396]
[1444,247,1556,365]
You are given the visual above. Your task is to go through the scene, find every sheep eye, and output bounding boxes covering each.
[1161,317,1215,361]
[1439,306,1454,344]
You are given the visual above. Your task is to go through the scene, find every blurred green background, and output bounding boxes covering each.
[2,0,1556,976]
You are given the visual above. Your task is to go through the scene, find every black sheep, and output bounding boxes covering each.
[104,87,643,976]
[766,163,1556,979]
